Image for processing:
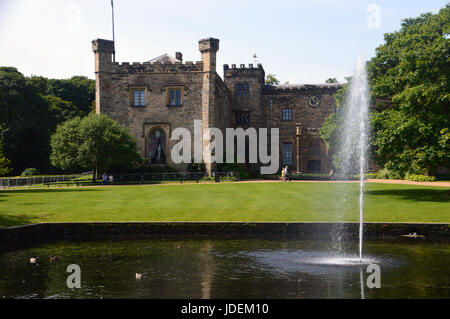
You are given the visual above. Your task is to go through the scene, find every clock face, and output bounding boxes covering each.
[308,95,321,108]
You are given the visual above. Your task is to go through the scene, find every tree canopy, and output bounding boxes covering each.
[0,68,95,175]
[50,114,142,178]
[321,4,450,177]
[0,67,53,173]
[368,4,449,175]
[265,74,280,85]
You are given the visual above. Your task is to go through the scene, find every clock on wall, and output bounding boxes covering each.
[308,95,321,108]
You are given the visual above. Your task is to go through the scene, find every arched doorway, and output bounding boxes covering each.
[148,127,167,164]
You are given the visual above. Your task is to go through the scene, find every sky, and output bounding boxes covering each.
[0,0,447,84]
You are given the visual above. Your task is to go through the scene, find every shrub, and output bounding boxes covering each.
[21,168,40,176]
[436,173,450,181]
[187,162,206,173]
[376,168,402,180]
[405,173,436,182]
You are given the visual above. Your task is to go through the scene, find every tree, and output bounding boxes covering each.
[0,67,53,174]
[28,75,95,116]
[320,79,350,169]
[321,5,450,176]
[50,114,142,178]
[367,4,450,176]
[326,78,338,83]
[0,141,12,176]
[265,74,280,85]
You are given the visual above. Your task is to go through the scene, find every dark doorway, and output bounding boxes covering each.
[148,128,167,164]
[308,160,321,173]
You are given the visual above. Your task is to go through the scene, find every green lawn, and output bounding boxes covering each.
[0,182,448,227]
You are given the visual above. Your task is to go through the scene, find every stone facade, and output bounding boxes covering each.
[92,37,343,175]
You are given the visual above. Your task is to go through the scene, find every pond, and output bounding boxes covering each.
[0,236,448,299]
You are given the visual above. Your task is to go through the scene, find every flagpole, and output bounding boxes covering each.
[111,0,116,62]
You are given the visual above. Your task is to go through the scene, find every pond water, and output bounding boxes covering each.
[0,236,448,299]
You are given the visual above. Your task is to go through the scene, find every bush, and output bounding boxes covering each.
[239,172,251,180]
[436,173,450,181]
[20,168,40,176]
[405,173,436,182]
[187,162,206,173]
[376,168,403,180]
[364,173,378,179]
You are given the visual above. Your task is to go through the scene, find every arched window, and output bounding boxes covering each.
[148,128,167,164]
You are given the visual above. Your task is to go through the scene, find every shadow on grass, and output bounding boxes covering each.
[0,188,103,195]
[366,188,450,203]
[0,214,36,227]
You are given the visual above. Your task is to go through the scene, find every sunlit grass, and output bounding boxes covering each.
[0,182,448,227]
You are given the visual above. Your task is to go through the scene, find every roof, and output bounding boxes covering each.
[147,53,181,63]
[263,83,344,94]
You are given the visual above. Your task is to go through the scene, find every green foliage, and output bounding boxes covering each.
[187,162,206,173]
[50,114,142,176]
[321,5,450,177]
[326,78,338,83]
[45,95,85,128]
[265,74,280,85]
[368,5,450,176]
[20,168,40,176]
[28,75,95,116]
[405,173,436,182]
[320,81,350,169]
[0,141,12,176]
[376,167,403,180]
[0,67,53,173]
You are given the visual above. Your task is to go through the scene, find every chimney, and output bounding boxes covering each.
[175,52,183,61]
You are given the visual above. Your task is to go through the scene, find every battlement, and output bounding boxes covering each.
[224,63,264,71]
[223,63,265,82]
[110,60,205,73]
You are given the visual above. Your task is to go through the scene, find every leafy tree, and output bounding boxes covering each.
[265,74,280,85]
[28,75,95,116]
[320,79,350,169]
[0,67,53,173]
[50,114,142,179]
[0,141,12,176]
[45,95,85,129]
[321,5,450,176]
[326,78,338,83]
[367,4,450,176]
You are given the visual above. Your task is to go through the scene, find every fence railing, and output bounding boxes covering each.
[109,172,239,184]
[0,175,83,188]
[0,172,240,188]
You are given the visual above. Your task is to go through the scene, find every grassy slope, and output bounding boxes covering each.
[0,182,448,227]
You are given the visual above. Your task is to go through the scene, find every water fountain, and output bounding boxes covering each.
[340,54,370,262]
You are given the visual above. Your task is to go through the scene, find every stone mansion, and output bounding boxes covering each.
[92,37,343,175]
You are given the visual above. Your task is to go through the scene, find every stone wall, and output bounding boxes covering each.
[262,84,343,174]
[92,38,228,172]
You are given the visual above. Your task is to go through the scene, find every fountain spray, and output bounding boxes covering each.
[341,55,370,261]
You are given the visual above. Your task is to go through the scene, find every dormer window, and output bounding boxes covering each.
[167,87,183,106]
[234,83,249,97]
[132,89,146,107]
